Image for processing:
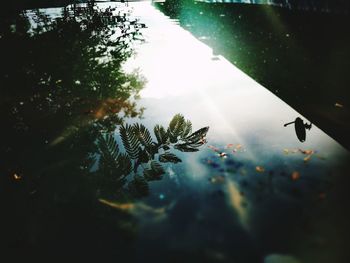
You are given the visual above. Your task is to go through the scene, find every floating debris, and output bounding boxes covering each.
[283,148,298,154]
[256,166,265,173]
[335,102,344,108]
[208,145,220,153]
[218,152,227,158]
[303,155,312,162]
[209,175,225,184]
[299,149,314,155]
[291,171,301,181]
[13,173,22,180]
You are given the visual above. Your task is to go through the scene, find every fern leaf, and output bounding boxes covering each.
[159,152,182,163]
[154,124,168,145]
[174,144,199,152]
[117,153,132,176]
[181,120,192,139]
[184,126,209,143]
[168,114,185,143]
[97,133,120,171]
[132,123,153,147]
[144,161,165,181]
[120,124,140,159]
[151,161,165,174]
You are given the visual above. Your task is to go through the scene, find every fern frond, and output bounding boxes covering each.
[97,133,120,171]
[154,124,168,145]
[184,126,209,143]
[159,152,182,163]
[132,123,153,147]
[117,153,132,176]
[181,120,192,139]
[144,161,165,181]
[120,124,140,159]
[168,114,185,143]
[174,143,199,152]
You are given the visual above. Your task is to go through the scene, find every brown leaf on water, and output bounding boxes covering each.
[299,149,314,155]
[283,148,299,154]
[13,173,22,180]
[304,155,312,162]
[236,144,242,150]
[256,166,265,173]
[291,171,300,181]
[335,102,344,108]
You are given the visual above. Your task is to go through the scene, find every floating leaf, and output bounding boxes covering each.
[291,171,300,181]
[304,155,312,162]
[335,102,344,108]
[13,173,22,180]
[159,152,182,163]
[256,166,265,173]
[299,149,314,155]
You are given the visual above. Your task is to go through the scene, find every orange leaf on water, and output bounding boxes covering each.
[299,149,314,155]
[291,171,300,181]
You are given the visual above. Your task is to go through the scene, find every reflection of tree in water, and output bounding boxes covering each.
[0,4,209,256]
[96,114,209,199]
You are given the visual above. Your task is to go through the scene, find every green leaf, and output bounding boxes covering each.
[159,152,182,163]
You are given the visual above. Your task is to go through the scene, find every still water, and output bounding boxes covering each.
[124,2,350,262]
[1,1,349,262]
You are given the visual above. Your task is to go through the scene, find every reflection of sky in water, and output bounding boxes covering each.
[123,2,348,262]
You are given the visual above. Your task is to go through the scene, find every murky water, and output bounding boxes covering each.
[1,1,349,262]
